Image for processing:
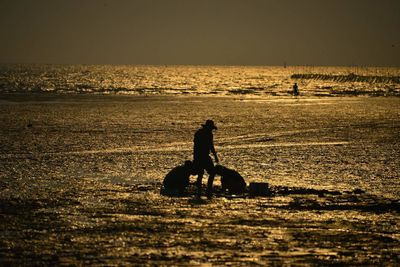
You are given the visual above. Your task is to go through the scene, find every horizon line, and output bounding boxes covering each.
[1,62,400,68]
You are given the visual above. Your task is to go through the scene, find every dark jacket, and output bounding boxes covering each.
[193,127,216,160]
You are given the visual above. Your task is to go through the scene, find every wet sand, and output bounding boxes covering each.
[0,94,399,265]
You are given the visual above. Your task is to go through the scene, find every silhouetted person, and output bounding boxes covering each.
[161,160,195,196]
[193,120,219,199]
[215,165,246,195]
[293,83,299,96]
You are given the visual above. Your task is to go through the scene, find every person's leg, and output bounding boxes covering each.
[205,157,216,199]
[196,173,203,197]
[193,159,204,197]
[206,174,215,199]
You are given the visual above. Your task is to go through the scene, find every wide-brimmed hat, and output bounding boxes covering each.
[202,119,217,130]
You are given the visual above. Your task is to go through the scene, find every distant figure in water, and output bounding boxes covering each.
[293,83,299,96]
[215,165,246,195]
[193,120,219,199]
[161,160,195,196]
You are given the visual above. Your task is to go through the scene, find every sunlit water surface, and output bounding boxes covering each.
[0,66,399,265]
[1,64,399,96]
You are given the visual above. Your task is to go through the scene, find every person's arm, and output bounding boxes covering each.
[210,134,219,163]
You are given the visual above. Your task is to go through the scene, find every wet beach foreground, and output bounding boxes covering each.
[0,94,399,265]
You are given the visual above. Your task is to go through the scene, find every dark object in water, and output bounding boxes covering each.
[161,160,195,196]
[249,182,270,196]
[352,188,365,194]
[292,83,299,96]
[290,73,400,84]
[215,165,246,195]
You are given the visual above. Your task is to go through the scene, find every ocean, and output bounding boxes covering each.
[0,65,399,265]
[1,64,399,96]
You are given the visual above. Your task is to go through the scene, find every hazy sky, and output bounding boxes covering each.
[0,0,399,66]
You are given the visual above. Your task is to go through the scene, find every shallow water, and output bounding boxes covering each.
[0,95,399,265]
[1,64,399,96]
